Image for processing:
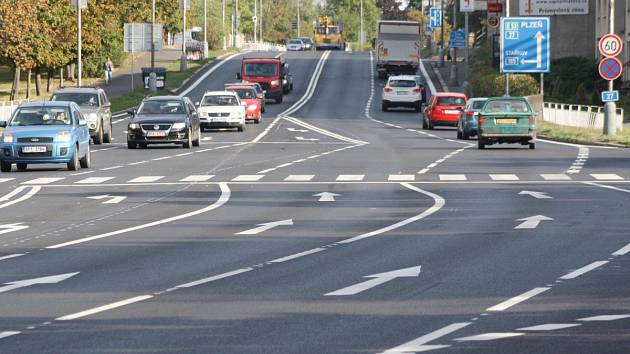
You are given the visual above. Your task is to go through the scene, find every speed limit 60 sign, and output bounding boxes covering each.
[599,34,622,57]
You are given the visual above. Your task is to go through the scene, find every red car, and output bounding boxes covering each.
[423,92,467,130]
[225,85,262,123]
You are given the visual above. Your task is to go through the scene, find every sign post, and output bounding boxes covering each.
[71,0,87,87]
[460,0,474,80]
[598,20,622,134]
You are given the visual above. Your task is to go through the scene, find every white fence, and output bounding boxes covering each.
[0,99,29,122]
[238,42,286,52]
[542,102,624,132]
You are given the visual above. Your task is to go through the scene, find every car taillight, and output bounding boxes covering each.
[412,88,422,93]
[384,88,393,92]
[478,116,485,125]
[466,111,474,118]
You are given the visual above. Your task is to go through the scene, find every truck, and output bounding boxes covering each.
[375,21,421,79]
[236,57,291,104]
[313,16,345,50]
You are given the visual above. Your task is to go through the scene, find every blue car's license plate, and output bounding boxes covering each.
[22,146,47,153]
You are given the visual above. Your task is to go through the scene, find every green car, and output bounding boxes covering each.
[477,96,536,150]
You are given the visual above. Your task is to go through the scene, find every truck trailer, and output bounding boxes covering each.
[375,21,421,79]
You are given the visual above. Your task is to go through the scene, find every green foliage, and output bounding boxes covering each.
[324,0,381,44]
[492,74,539,97]
[543,57,601,104]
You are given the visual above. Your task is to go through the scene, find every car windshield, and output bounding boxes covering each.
[483,99,530,113]
[202,95,238,106]
[10,107,72,126]
[437,97,466,105]
[138,100,185,114]
[289,40,302,45]
[389,80,416,88]
[51,92,98,107]
[472,100,487,109]
[244,63,278,77]
[233,89,256,100]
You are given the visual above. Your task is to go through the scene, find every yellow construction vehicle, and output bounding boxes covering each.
[313,16,345,50]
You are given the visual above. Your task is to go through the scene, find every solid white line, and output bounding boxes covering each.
[486,287,550,312]
[282,51,331,117]
[75,177,115,184]
[175,268,253,289]
[178,51,244,97]
[339,183,445,244]
[454,333,524,341]
[583,182,630,194]
[128,160,149,166]
[128,176,164,183]
[517,323,581,331]
[22,177,64,185]
[382,322,471,353]
[284,175,315,181]
[56,295,153,321]
[0,331,21,340]
[47,183,231,249]
[577,314,630,322]
[0,253,25,261]
[268,248,326,263]
[612,243,630,256]
[559,261,608,280]
[538,138,619,149]
[232,175,265,182]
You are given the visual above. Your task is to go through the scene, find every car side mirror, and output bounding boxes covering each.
[127,109,136,116]
[195,101,200,107]
[236,73,242,80]
[0,121,6,128]
[79,119,87,126]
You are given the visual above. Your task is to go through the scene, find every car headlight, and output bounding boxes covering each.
[172,122,186,130]
[247,105,257,111]
[271,80,280,86]
[55,131,71,142]
[2,133,13,143]
[86,113,98,122]
[128,123,139,130]
[232,112,243,118]
[283,79,287,85]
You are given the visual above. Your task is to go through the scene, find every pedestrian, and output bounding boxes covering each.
[104,57,114,85]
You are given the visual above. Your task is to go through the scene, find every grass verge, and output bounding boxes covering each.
[538,120,630,147]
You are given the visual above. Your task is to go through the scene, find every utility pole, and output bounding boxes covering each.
[448,0,458,86]
[180,0,188,72]
[260,0,263,44]
[604,0,616,135]
[440,0,445,67]
[464,7,469,81]
[149,0,157,92]
[203,0,208,58]
[76,1,83,87]
[222,0,226,50]
[297,0,301,37]
[254,0,257,44]
[360,0,364,49]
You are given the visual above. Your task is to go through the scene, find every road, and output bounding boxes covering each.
[0,50,629,353]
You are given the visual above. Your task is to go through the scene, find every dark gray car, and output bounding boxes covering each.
[51,87,112,144]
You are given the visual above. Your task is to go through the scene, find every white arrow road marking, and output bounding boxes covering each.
[87,195,127,204]
[295,136,319,141]
[325,266,421,296]
[514,215,554,229]
[287,127,308,132]
[518,191,552,199]
[0,223,29,235]
[381,322,471,353]
[313,192,340,202]
[0,272,79,294]
[236,219,294,235]
[0,186,41,210]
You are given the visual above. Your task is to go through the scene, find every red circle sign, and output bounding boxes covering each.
[599,57,623,80]
[599,34,623,57]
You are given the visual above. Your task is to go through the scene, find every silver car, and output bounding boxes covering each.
[51,87,113,144]
[287,39,305,51]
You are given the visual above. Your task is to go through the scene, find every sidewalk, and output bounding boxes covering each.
[100,47,182,99]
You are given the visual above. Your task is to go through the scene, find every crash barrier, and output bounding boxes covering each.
[542,102,624,132]
[0,99,30,121]
[239,42,286,52]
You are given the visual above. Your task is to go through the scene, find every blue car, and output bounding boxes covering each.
[0,101,91,172]
[456,97,488,140]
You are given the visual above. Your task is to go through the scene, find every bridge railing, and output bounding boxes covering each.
[542,102,624,132]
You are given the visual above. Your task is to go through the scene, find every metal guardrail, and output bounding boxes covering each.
[0,99,30,121]
[542,102,624,132]
[238,42,286,52]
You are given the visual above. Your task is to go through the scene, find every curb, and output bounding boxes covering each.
[538,134,628,148]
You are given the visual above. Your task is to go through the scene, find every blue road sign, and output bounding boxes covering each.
[601,90,619,103]
[500,17,550,73]
[448,30,466,48]
[430,8,442,29]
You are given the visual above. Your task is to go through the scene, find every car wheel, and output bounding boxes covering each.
[422,117,427,129]
[381,102,388,112]
[237,125,244,132]
[139,143,148,149]
[427,121,434,130]
[255,117,261,124]
[183,128,192,148]
[0,161,11,173]
[16,163,27,171]
[462,130,469,140]
[127,141,137,149]
[93,126,103,145]
[103,121,112,143]
[478,138,486,150]
[529,142,536,150]
[457,129,462,139]
[415,102,422,112]
[275,96,283,104]
[192,127,201,147]
[67,146,80,171]
[80,144,91,168]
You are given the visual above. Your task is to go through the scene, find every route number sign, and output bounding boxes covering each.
[601,90,619,103]
[598,34,622,57]
[599,57,623,81]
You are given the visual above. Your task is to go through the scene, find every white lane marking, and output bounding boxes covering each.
[517,323,581,331]
[22,177,64,185]
[486,287,550,312]
[75,177,115,184]
[540,174,571,180]
[86,195,127,204]
[325,266,421,296]
[0,186,41,210]
[100,165,123,171]
[128,176,164,183]
[612,244,630,256]
[0,253,25,261]
[152,156,172,161]
[69,170,95,176]
[201,137,213,141]
[295,136,319,141]
[313,192,339,202]
[128,160,149,166]
[0,272,79,294]
[47,183,231,249]
[339,183,444,244]
[268,248,326,263]
[276,163,293,168]
[418,168,430,174]
[285,175,315,181]
[232,175,265,182]
[590,173,624,180]
[439,174,467,181]
[388,174,415,181]
[518,190,552,199]
[583,182,630,194]
[490,174,520,181]
[257,168,276,174]
[56,295,153,321]
[283,116,367,145]
[427,163,438,168]
[0,178,15,183]
[0,331,21,340]
[454,333,524,341]
[180,175,215,182]
[287,127,308,132]
[381,322,471,353]
[538,138,619,149]
[251,116,281,143]
[173,268,254,289]
[178,51,244,97]
[336,174,365,181]
[236,219,293,235]
[176,152,194,157]
[514,215,554,229]
[577,314,630,322]
[282,51,331,117]
[0,223,29,235]
[559,261,608,280]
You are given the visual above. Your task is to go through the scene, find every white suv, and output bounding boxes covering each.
[381,75,424,112]
[196,91,246,132]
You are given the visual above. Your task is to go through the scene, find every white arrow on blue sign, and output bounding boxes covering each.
[500,17,550,73]
[430,8,442,29]
[601,90,619,103]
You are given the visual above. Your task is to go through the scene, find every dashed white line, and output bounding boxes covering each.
[268,248,326,263]
[128,176,164,183]
[0,253,25,261]
[612,243,630,256]
[486,287,550,312]
[127,160,149,166]
[336,175,365,181]
[439,174,467,181]
[578,314,630,322]
[232,175,265,182]
[388,174,415,181]
[590,173,624,181]
[180,175,215,182]
[454,332,524,341]
[56,295,153,321]
[100,165,123,171]
[559,261,608,280]
[490,174,520,181]
[381,322,470,353]
[284,175,315,181]
[22,177,64,185]
[0,331,21,339]
[173,268,254,289]
[75,177,115,184]
[517,323,581,331]
[540,174,571,181]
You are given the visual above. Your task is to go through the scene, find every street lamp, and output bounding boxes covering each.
[71,0,87,87]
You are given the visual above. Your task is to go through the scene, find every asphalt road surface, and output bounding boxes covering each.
[0,50,629,354]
